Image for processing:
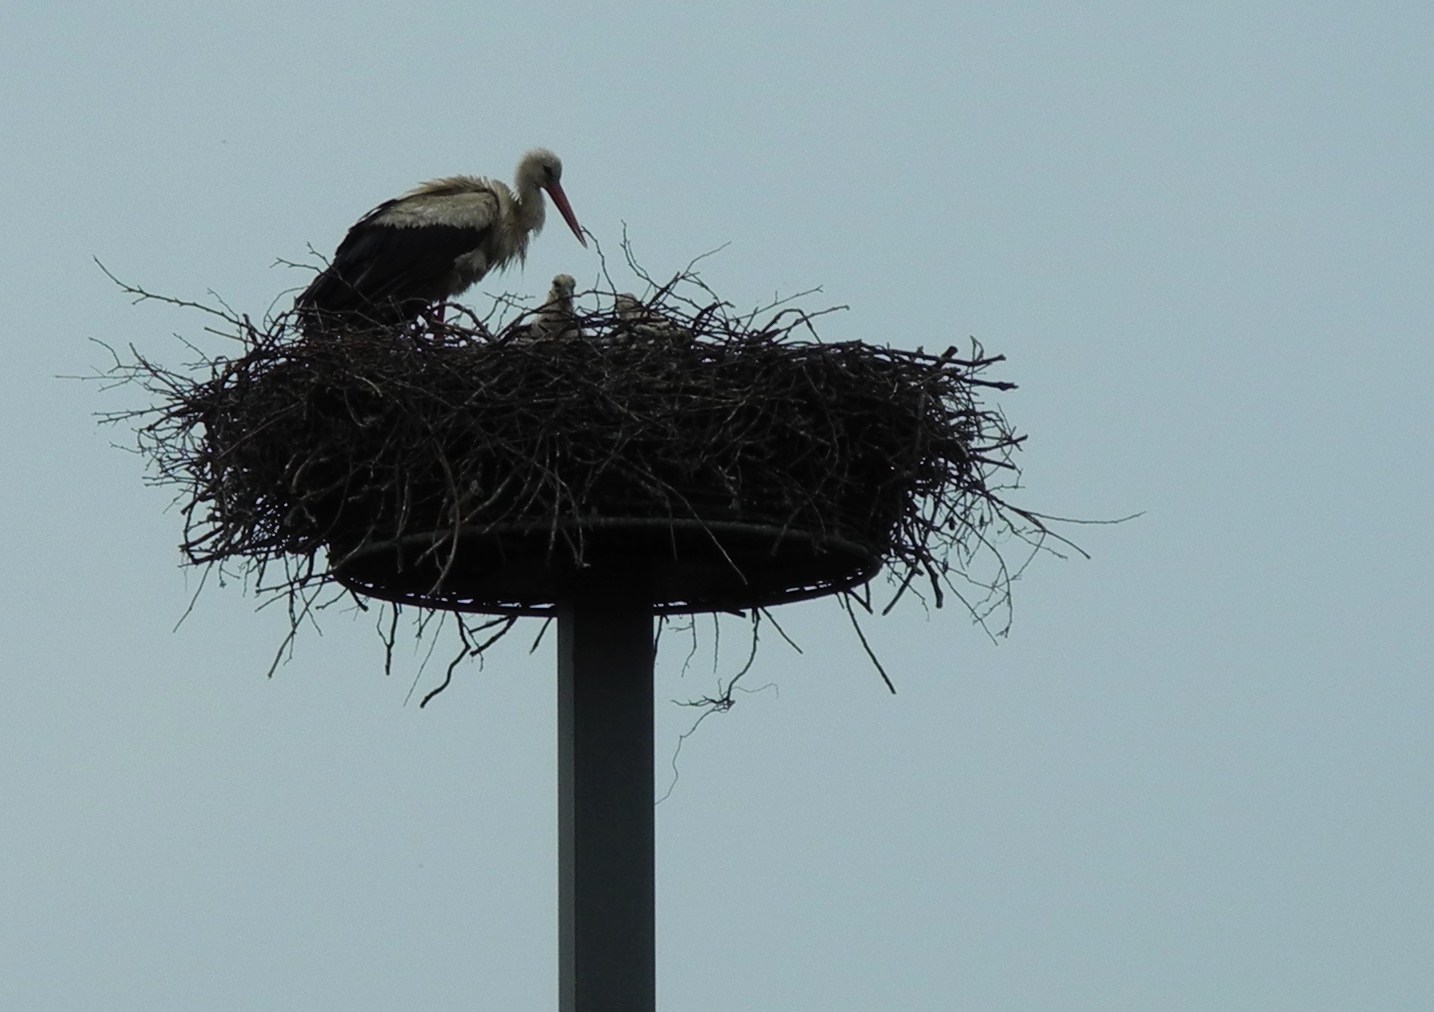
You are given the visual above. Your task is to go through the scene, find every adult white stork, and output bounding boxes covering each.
[296,148,586,333]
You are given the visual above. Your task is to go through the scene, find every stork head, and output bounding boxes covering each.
[518,149,587,248]
[550,273,577,300]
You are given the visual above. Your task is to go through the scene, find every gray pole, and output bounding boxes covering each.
[557,566,655,1012]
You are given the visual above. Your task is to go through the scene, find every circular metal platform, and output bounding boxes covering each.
[330,516,882,615]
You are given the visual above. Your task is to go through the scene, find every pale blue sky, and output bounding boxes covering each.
[3,3,1432,1009]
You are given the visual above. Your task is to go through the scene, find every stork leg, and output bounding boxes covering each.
[419,303,447,333]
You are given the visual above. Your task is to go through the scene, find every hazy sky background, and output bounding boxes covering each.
[3,3,1432,1009]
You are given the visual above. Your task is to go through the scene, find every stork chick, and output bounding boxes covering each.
[532,274,580,339]
[614,293,689,344]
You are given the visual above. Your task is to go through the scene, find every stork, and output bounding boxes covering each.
[296,149,586,334]
[532,274,580,339]
[614,293,690,344]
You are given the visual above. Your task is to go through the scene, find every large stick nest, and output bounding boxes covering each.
[102,266,1048,631]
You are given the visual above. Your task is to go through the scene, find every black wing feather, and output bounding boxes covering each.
[297,211,488,332]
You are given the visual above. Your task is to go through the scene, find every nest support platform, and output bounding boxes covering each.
[331,516,882,616]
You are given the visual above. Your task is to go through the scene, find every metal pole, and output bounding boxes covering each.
[557,567,655,1012]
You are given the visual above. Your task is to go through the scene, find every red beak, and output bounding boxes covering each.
[545,181,587,248]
